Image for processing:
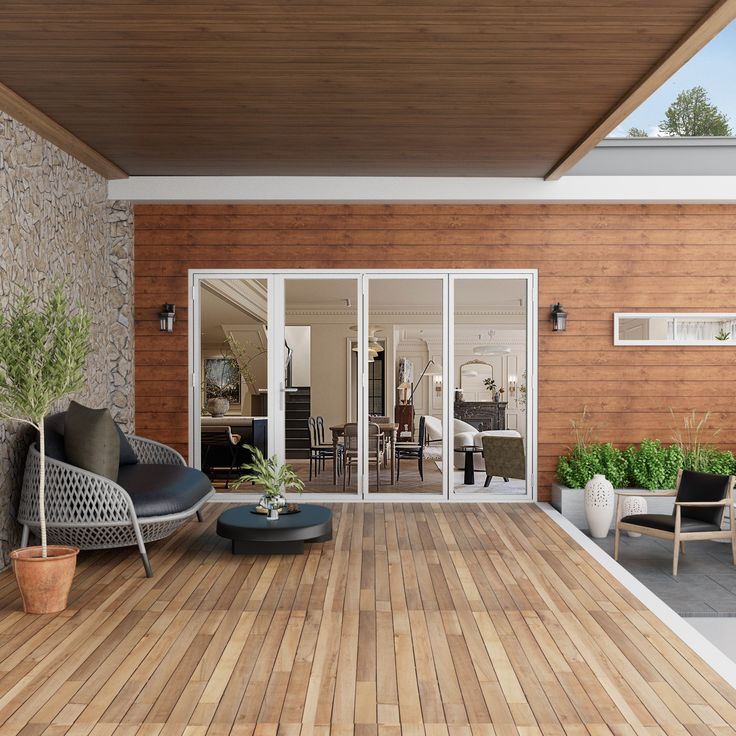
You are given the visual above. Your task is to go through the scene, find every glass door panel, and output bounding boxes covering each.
[365,276,445,496]
[197,276,270,495]
[452,276,530,498]
[282,276,360,496]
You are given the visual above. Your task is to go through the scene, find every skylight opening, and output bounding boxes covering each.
[609,20,736,139]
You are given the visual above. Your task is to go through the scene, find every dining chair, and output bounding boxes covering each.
[308,416,341,481]
[343,422,383,490]
[201,425,241,489]
[395,415,426,481]
[615,468,736,576]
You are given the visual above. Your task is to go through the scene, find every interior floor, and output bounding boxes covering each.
[0,503,733,734]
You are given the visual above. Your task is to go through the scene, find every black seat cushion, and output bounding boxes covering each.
[620,513,721,534]
[116,464,212,517]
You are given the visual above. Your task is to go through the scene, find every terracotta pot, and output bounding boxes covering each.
[9,545,79,614]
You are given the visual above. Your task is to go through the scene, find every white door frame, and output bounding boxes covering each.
[189,268,538,502]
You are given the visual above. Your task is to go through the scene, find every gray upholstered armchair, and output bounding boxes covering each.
[17,416,214,577]
[481,435,526,487]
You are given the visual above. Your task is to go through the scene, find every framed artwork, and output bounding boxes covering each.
[204,357,241,404]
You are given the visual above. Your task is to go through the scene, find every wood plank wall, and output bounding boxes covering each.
[134,204,736,501]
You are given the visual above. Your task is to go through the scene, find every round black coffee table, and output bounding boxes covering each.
[216,504,332,555]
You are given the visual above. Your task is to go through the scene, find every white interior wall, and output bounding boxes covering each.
[285,326,311,386]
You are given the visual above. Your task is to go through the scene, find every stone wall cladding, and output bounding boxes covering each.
[0,111,133,566]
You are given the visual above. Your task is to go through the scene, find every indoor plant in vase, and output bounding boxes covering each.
[237,445,304,520]
[0,286,92,613]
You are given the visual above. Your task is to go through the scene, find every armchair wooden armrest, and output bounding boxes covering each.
[613,489,676,496]
[675,499,731,507]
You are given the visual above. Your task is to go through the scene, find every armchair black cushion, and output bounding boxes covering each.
[116,464,213,518]
[675,469,731,525]
[64,401,120,482]
[44,410,138,465]
[619,513,721,534]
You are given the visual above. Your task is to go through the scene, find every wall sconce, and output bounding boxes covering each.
[159,303,176,333]
[550,302,567,332]
[433,375,443,394]
[508,375,517,396]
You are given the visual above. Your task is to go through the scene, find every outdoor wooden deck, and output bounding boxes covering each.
[0,503,735,735]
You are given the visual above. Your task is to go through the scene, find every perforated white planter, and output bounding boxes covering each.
[622,495,648,537]
[584,474,614,538]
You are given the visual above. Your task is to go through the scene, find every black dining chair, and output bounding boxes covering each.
[201,425,241,489]
[308,416,341,481]
[394,415,426,481]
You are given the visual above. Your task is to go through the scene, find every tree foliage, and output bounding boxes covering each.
[627,127,648,138]
[0,286,92,556]
[660,86,732,136]
[0,286,91,427]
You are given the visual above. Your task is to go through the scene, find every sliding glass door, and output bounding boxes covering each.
[450,275,532,498]
[190,270,535,501]
[364,275,446,498]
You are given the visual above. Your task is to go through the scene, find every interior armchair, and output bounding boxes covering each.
[481,435,526,486]
[615,469,736,576]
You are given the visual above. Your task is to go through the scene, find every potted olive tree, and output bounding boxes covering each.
[0,286,91,613]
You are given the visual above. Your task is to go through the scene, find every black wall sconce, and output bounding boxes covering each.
[550,302,567,332]
[159,303,176,333]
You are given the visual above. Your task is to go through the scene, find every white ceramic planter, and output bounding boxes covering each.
[622,495,648,537]
[208,397,230,417]
[551,483,674,532]
[584,474,615,538]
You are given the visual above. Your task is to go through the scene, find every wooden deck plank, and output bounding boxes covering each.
[0,504,734,735]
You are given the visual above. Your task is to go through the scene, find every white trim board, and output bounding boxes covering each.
[109,175,736,202]
[539,502,736,691]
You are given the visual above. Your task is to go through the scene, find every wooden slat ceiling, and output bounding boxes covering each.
[0,1,730,177]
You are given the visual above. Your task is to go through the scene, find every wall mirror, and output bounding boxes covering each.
[459,360,494,400]
[614,313,736,345]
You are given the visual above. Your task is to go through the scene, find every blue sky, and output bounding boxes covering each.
[610,20,736,137]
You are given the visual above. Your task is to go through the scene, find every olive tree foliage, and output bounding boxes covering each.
[0,286,92,556]
[660,86,732,137]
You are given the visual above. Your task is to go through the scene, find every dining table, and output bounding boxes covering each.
[329,422,399,485]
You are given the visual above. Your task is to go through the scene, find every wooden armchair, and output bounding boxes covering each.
[614,469,736,576]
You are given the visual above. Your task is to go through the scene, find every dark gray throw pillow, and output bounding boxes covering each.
[116,424,139,465]
[64,401,121,481]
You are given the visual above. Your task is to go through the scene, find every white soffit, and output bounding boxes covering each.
[109,175,736,202]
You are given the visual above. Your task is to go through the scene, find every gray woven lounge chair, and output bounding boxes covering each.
[17,421,214,578]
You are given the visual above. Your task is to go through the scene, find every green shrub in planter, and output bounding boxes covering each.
[684,448,736,475]
[625,440,683,490]
[556,442,627,489]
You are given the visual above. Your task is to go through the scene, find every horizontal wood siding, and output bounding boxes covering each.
[134,204,736,501]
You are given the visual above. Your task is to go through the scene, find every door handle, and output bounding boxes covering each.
[279,383,298,410]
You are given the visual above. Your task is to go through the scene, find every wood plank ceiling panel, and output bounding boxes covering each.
[0,1,726,176]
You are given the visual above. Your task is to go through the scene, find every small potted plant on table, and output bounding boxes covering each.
[0,286,92,614]
[237,445,304,520]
